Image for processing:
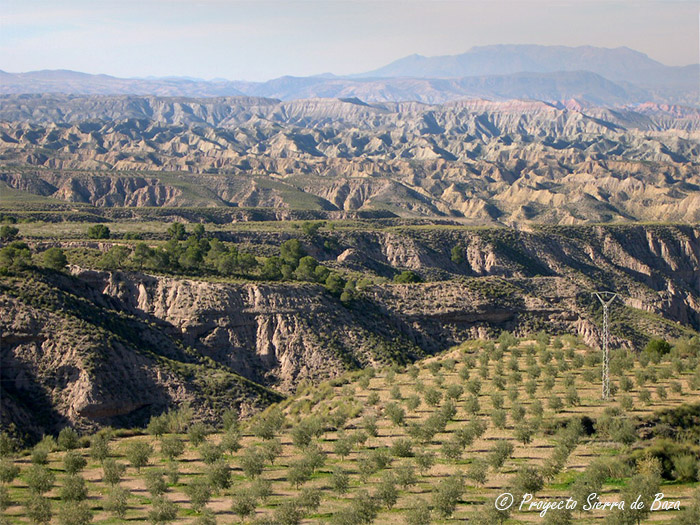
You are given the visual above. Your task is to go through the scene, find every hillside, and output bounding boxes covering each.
[1,221,699,442]
[3,334,700,524]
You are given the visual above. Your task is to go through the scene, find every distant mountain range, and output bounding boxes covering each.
[357,44,694,83]
[1,45,698,106]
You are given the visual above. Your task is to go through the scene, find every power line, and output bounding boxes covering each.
[594,291,617,401]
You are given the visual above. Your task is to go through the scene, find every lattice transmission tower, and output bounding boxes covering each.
[594,291,617,400]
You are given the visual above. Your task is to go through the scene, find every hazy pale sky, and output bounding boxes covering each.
[1,0,698,81]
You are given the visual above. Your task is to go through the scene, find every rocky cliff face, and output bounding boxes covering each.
[2,225,698,441]
[0,272,283,442]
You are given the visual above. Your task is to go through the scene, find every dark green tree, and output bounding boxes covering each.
[280,239,304,267]
[166,223,186,241]
[0,225,19,242]
[450,245,464,264]
[394,270,422,283]
[42,247,67,271]
[87,224,110,239]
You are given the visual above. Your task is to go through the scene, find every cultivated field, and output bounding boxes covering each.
[2,334,700,524]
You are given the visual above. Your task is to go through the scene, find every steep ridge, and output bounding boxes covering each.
[0,272,282,442]
[3,94,700,131]
[0,95,698,224]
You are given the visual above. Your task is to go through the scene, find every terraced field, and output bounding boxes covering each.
[2,334,700,524]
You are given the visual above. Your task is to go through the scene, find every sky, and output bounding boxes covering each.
[1,0,698,81]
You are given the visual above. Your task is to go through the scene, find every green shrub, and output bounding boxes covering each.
[362,415,378,437]
[331,467,350,494]
[638,388,652,405]
[148,496,178,525]
[672,454,699,482]
[404,499,431,525]
[543,507,573,525]
[160,435,185,461]
[488,440,514,470]
[464,395,480,415]
[221,407,240,431]
[0,241,32,271]
[165,461,179,485]
[451,245,464,264]
[385,402,406,426]
[166,223,186,240]
[466,459,488,486]
[0,433,16,457]
[298,487,322,512]
[656,385,668,400]
[391,438,414,458]
[126,441,152,472]
[332,490,379,525]
[185,478,212,512]
[193,509,216,525]
[302,443,326,472]
[240,447,265,479]
[491,409,506,429]
[102,458,126,485]
[394,464,417,489]
[548,395,563,412]
[63,451,87,475]
[250,478,272,502]
[404,394,421,411]
[199,442,223,465]
[393,270,422,283]
[147,415,169,437]
[333,432,353,460]
[59,474,87,502]
[514,465,544,495]
[89,432,111,462]
[31,446,49,465]
[26,465,55,494]
[87,224,111,239]
[441,437,464,460]
[26,494,52,524]
[611,418,637,446]
[145,470,167,497]
[250,408,285,440]
[414,450,436,474]
[376,472,399,509]
[515,421,535,445]
[273,501,304,525]
[220,428,242,453]
[0,459,19,484]
[187,422,209,447]
[104,485,129,519]
[423,388,442,407]
[0,485,10,511]
[432,474,465,518]
[231,489,257,519]
[58,428,80,451]
[620,395,634,411]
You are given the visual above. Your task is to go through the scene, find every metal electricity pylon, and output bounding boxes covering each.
[594,291,617,400]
